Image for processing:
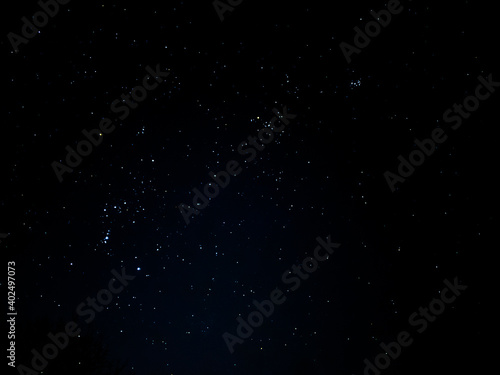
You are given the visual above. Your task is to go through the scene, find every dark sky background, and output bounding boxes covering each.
[1,1,496,374]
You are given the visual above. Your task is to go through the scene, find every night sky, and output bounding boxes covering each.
[1,1,496,375]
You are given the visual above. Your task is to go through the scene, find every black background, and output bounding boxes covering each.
[1,0,496,374]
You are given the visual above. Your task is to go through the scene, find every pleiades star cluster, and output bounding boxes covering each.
[1,1,496,375]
